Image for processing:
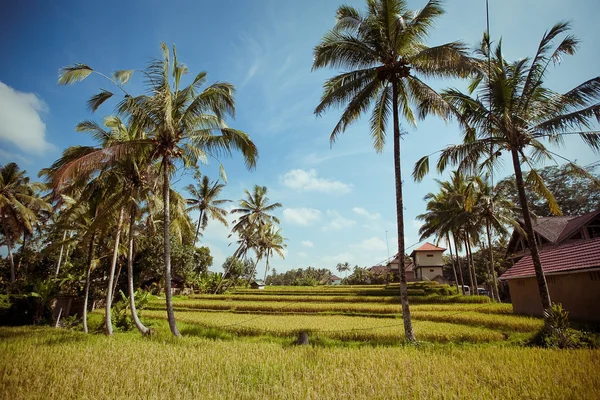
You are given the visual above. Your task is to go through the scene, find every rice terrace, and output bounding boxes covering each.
[1,0,600,399]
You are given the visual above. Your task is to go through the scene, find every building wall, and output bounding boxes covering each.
[415,252,444,266]
[416,266,444,281]
[507,271,600,321]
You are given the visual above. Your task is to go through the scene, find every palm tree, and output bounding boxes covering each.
[414,23,600,311]
[312,0,473,342]
[231,185,281,234]
[336,262,350,279]
[258,224,287,281]
[185,174,231,245]
[0,163,50,282]
[57,43,258,336]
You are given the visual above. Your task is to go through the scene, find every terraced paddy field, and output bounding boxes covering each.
[2,283,598,399]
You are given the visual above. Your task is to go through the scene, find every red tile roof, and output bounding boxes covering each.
[500,237,600,280]
[413,242,446,252]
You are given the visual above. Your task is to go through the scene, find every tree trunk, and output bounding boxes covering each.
[111,262,123,305]
[485,219,500,301]
[510,148,551,310]
[2,216,16,283]
[453,234,466,294]
[446,234,459,293]
[263,255,270,282]
[127,206,150,335]
[163,158,180,336]
[55,230,68,277]
[82,230,97,334]
[105,207,125,335]
[392,79,416,343]
[194,209,204,245]
[463,236,475,295]
[466,234,477,295]
[16,231,27,274]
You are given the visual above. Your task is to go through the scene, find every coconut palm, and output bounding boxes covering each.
[312,0,473,342]
[258,224,287,281]
[185,174,231,245]
[231,185,281,234]
[414,22,600,311]
[57,43,258,336]
[336,262,351,279]
[0,163,50,282]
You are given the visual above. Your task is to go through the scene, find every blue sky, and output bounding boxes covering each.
[1,0,599,276]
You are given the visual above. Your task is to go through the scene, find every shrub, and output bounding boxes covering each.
[531,304,599,349]
[111,290,150,332]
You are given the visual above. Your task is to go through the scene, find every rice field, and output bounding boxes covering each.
[1,326,599,399]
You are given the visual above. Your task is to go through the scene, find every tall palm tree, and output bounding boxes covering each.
[312,0,473,342]
[185,174,231,244]
[231,185,281,234]
[0,163,50,282]
[414,23,600,311]
[258,224,287,281]
[57,43,258,336]
[336,262,351,279]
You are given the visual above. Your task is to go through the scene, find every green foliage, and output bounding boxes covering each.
[266,267,331,286]
[111,290,150,332]
[531,304,599,349]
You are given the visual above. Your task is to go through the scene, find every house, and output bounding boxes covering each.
[249,280,265,290]
[500,210,600,321]
[374,256,415,281]
[410,242,446,281]
[322,275,342,285]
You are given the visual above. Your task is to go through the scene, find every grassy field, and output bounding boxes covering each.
[1,326,599,399]
[1,284,596,399]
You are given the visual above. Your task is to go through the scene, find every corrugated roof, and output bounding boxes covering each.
[500,237,600,280]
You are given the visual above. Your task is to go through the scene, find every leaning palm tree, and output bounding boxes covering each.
[57,43,258,336]
[414,22,600,311]
[312,0,473,342]
[258,224,287,281]
[185,174,231,244]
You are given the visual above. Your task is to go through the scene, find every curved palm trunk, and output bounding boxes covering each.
[127,206,150,335]
[194,209,204,245]
[162,158,180,337]
[446,234,459,293]
[16,231,27,274]
[55,230,68,277]
[105,207,125,335]
[392,79,416,343]
[263,255,270,282]
[452,234,466,294]
[2,216,16,282]
[510,149,551,310]
[82,230,97,334]
[485,219,500,301]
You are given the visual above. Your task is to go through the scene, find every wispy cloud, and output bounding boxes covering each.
[353,207,381,220]
[322,210,356,231]
[356,237,387,252]
[283,207,322,226]
[280,169,352,195]
[301,240,314,248]
[0,81,54,155]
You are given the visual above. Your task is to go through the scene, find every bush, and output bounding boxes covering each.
[531,304,599,349]
[111,290,150,332]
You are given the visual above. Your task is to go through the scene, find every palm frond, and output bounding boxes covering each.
[87,90,114,112]
[113,70,134,85]
[58,64,93,85]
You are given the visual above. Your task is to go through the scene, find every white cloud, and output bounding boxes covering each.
[280,169,352,195]
[301,240,314,248]
[353,207,381,220]
[283,207,322,226]
[298,251,308,258]
[0,81,54,154]
[322,210,356,231]
[357,237,388,252]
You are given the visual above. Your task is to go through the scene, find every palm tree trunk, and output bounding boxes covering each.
[194,209,204,245]
[463,236,475,294]
[111,262,122,304]
[446,234,459,293]
[162,158,180,337]
[2,216,16,283]
[55,230,68,277]
[466,234,477,294]
[453,234,466,294]
[263,255,270,282]
[510,149,551,310]
[105,207,124,335]
[485,219,500,301]
[127,206,150,335]
[392,79,416,343]
[82,230,97,334]
[16,231,26,273]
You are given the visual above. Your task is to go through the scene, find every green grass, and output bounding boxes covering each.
[1,326,599,399]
